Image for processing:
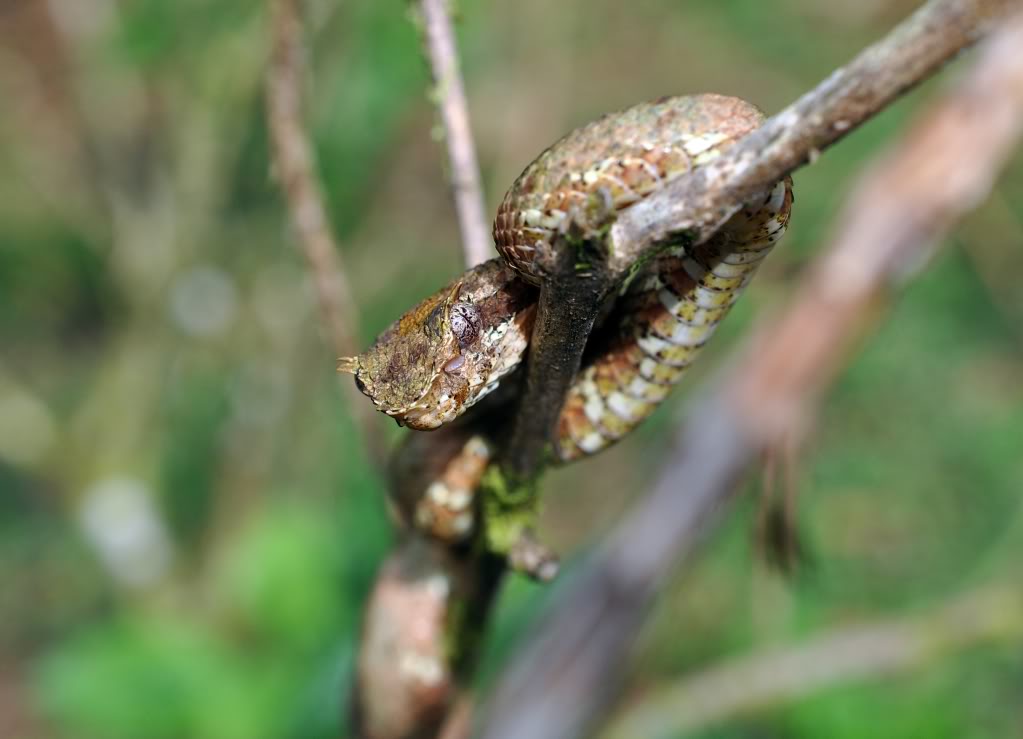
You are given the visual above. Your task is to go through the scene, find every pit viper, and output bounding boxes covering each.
[339,94,793,540]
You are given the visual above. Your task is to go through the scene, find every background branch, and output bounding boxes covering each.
[478,9,1023,739]
[604,585,1023,739]
[266,0,387,465]
[417,0,493,268]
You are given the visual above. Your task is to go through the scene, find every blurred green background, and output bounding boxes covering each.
[2,0,1022,737]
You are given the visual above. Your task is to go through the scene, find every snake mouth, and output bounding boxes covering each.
[397,404,443,431]
[354,374,369,395]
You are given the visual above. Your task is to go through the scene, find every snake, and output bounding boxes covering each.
[339,94,793,539]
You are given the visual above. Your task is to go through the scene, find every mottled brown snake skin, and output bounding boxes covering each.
[340,94,793,540]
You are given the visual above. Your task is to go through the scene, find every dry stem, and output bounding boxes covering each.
[417,0,493,268]
[266,0,387,465]
[604,586,1023,739]
[348,0,1022,736]
[478,10,1023,739]
[499,0,1013,489]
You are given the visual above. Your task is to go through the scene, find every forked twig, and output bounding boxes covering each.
[479,11,1023,739]
[502,0,1015,484]
[345,0,1021,736]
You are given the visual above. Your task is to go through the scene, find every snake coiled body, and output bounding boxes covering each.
[342,93,792,484]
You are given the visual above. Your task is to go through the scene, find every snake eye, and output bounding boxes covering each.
[450,302,482,348]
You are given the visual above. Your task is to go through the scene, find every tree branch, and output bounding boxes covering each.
[603,586,1023,739]
[608,0,1013,274]
[478,9,1023,739]
[417,0,494,268]
[351,2,496,734]
[497,0,1014,498]
[350,0,1021,734]
[266,0,387,465]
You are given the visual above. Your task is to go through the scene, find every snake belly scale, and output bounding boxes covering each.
[339,94,793,466]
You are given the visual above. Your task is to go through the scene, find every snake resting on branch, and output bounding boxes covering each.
[338,94,793,542]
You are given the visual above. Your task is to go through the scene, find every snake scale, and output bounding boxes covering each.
[339,94,793,540]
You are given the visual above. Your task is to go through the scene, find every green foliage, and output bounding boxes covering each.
[1,1,1021,737]
[37,616,293,739]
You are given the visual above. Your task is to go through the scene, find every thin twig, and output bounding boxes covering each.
[266,0,387,465]
[608,0,1014,275]
[348,0,496,727]
[478,10,1023,739]
[417,0,493,268]
[604,586,1023,739]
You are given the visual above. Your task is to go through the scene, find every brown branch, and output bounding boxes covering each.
[477,9,1023,739]
[353,0,1020,734]
[500,246,609,482]
[603,586,1023,739]
[608,0,1014,275]
[497,0,1013,493]
[266,0,387,465]
[348,0,497,727]
[417,0,494,268]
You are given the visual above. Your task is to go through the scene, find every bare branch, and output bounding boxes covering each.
[604,586,1023,739]
[608,0,1014,275]
[266,0,387,465]
[478,10,1023,739]
[497,0,1014,537]
[417,0,494,268]
[501,252,608,482]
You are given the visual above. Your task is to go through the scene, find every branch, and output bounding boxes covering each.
[497,0,1013,492]
[266,0,387,465]
[603,586,1023,739]
[608,0,1014,274]
[477,9,1023,739]
[500,249,608,482]
[417,0,493,268]
[353,417,508,739]
[351,2,496,731]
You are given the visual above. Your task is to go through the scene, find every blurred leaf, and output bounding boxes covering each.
[35,616,294,739]
[160,370,230,551]
[217,503,349,651]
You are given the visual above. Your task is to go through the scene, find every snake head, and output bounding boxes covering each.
[338,280,478,430]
